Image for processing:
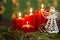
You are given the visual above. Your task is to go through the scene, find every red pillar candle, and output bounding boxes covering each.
[22,8,36,33]
[35,4,48,30]
[13,12,23,31]
[28,8,36,31]
[35,9,43,30]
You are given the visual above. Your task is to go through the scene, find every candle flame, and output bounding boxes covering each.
[22,21,31,28]
[41,4,44,9]
[41,4,44,11]
[26,21,28,24]
[18,12,22,19]
[19,12,21,17]
[30,8,33,15]
[30,8,32,12]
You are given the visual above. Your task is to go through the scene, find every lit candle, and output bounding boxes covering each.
[41,4,48,24]
[22,8,36,33]
[23,21,31,28]
[23,8,33,25]
[41,4,44,11]
[35,4,48,30]
[29,8,36,31]
[13,12,23,31]
[22,21,35,33]
[18,12,22,19]
[30,8,33,15]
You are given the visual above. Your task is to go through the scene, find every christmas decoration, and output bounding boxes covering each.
[35,4,48,30]
[13,8,37,34]
[22,21,35,33]
[45,6,59,33]
[0,0,60,40]
[13,12,23,30]
[12,3,60,34]
[22,8,36,33]
[28,8,36,32]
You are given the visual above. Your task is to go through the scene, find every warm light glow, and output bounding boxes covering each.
[18,17,22,19]
[23,24,31,28]
[41,4,44,11]
[30,8,33,15]
[18,12,22,19]
[30,8,33,12]
[41,4,44,9]
[18,12,21,17]
[26,21,28,24]
[26,25,30,28]
[22,21,31,28]
[25,14,28,17]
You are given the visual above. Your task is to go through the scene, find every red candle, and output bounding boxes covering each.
[22,8,36,33]
[28,8,36,31]
[13,12,23,31]
[35,4,48,30]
